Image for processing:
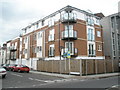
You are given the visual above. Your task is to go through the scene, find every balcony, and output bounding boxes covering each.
[61,48,78,57]
[61,13,77,23]
[10,52,16,60]
[62,30,77,40]
[10,46,17,52]
[88,50,96,57]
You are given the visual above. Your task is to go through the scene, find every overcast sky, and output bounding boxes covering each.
[0,0,119,45]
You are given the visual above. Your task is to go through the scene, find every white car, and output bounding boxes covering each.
[0,67,7,78]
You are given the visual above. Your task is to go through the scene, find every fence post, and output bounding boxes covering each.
[104,59,106,73]
[95,59,98,74]
[86,60,87,76]
[69,58,70,75]
[112,59,114,72]
[79,59,82,76]
[52,60,53,73]
[65,58,66,72]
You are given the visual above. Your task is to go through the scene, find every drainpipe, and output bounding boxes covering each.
[59,11,62,74]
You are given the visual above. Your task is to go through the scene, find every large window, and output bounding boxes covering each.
[65,42,74,54]
[97,31,101,37]
[88,28,94,41]
[87,17,94,25]
[49,44,54,56]
[111,17,114,29]
[38,32,42,39]
[88,44,95,56]
[48,29,54,41]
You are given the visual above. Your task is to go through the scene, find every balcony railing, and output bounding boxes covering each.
[88,50,96,57]
[61,48,78,57]
[62,30,77,40]
[61,13,77,23]
[10,46,17,51]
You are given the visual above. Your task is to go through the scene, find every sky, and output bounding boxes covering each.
[0,0,119,45]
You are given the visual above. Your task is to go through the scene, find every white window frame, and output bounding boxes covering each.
[98,45,102,51]
[49,44,54,56]
[97,31,101,37]
[65,42,74,55]
[88,28,94,41]
[48,29,54,41]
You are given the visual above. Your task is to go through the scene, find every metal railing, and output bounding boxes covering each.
[61,13,77,23]
[61,48,78,57]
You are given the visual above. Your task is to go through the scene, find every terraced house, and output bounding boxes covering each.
[6,37,20,64]
[20,5,104,70]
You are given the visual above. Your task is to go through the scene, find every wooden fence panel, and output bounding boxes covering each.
[87,60,94,75]
[82,60,86,75]
[70,59,80,72]
[47,61,52,72]
[60,60,67,74]
[113,60,119,72]
[106,60,112,73]
[53,60,59,73]
[97,60,105,74]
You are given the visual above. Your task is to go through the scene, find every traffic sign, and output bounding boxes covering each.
[67,51,71,58]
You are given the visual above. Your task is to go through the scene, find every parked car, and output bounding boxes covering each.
[2,64,10,71]
[0,64,4,66]
[0,67,7,78]
[13,65,30,73]
[8,64,18,71]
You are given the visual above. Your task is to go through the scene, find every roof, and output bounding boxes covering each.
[22,5,101,30]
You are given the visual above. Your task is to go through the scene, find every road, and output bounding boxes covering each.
[2,71,64,88]
[2,71,119,89]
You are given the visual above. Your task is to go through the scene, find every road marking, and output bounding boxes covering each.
[111,85,119,88]
[11,73,23,77]
[29,78,34,80]
[34,79,46,82]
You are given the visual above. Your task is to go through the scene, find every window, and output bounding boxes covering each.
[98,45,102,51]
[33,47,37,53]
[24,37,27,43]
[48,29,54,41]
[33,33,37,40]
[96,19,99,24]
[88,28,94,41]
[23,49,27,54]
[48,19,54,27]
[87,17,94,25]
[65,25,73,30]
[42,20,44,26]
[64,25,74,37]
[88,44,95,56]
[38,32,42,39]
[36,23,39,28]
[37,46,42,52]
[49,44,54,56]
[111,17,114,28]
[65,42,74,54]
[97,31,101,37]
[24,28,27,33]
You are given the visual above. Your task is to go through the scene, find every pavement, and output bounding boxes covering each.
[30,70,120,79]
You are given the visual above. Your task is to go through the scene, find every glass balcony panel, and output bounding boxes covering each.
[62,30,77,39]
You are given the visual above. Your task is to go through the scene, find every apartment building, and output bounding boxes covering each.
[21,5,104,69]
[101,13,120,60]
[5,37,20,64]
[0,44,7,64]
